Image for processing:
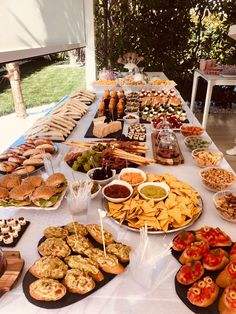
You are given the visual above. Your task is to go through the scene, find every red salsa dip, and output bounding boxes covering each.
[104,184,131,198]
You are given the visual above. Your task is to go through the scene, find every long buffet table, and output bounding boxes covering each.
[1,73,235,314]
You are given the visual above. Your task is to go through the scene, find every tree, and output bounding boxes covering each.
[5,62,27,118]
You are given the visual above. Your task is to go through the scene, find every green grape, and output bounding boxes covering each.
[76,156,83,165]
[72,161,79,171]
[83,163,91,172]
[82,151,89,159]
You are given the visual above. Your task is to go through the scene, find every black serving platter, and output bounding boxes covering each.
[172,231,234,314]
[0,221,30,248]
[23,231,129,309]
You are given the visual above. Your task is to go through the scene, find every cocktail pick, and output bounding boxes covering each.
[98,208,107,258]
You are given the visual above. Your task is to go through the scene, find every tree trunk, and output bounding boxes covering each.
[6,62,27,118]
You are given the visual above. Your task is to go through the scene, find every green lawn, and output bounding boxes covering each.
[0,60,85,116]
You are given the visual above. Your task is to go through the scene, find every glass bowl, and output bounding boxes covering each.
[213,189,236,222]
[192,148,223,168]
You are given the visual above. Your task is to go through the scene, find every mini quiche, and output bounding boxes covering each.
[29,256,68,279]
[85,248,124,274]
[64,222,88,237]
[64,255,104,282]
[38,238,71,258]
[66,234,93,255]
[62,269,95,294]
[106,243,131,263]
[44,226,68,239]
[29,278,66,301]
[86,224,113,245]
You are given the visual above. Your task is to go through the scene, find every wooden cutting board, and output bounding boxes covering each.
[151,132,184,165]
[0,251,24,297]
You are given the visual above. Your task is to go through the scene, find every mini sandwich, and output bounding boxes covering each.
[0,187,9,206]
[30,185,60,208]
[22,176,43,188]
[0,174,21,190]
[9,184,35,206]
[35,144,55,153]
[45,173,67,192]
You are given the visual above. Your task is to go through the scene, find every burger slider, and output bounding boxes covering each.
[22,175,43,188]
[23,158,44,167]
[14,165,35,176]
[0,174,21,190]
[45,173,67,192]
[30,185,60,207]
[0,187,9,206]
[9,184,35,206]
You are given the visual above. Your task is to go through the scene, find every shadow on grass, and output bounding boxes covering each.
[0,58,56,93]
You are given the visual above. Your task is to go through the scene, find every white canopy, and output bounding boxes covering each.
[0,0,96,87]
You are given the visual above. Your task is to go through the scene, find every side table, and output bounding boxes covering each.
[190,69,236,128]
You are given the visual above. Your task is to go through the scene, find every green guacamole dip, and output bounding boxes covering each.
[141,185,166,199]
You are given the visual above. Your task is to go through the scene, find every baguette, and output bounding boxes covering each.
[218,284,236,314]
[62,269,95,294]
[187,276,219,307]
[216,262,236,288]
[85,248,124,275]
[29,278,66,301]
[202,248,229,271]
[230,243,236,262]
[86,224,114,245]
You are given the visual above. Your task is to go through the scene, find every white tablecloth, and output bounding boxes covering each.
[1,90,235,314]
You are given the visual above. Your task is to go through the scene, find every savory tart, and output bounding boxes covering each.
[106,243,131,263]
[216,262,236,288]
[218,284,236,314]
[44,226,68,239]
[195,226,232,247]
[62,269,95,294]
[66,234,93,255]
[172,231,195,252]
[179,241,209,264]
[202,248,229,271]
[86,224,113,245]
[64,255,104,282]
[38,238,71,258]
[29,256,68,279]
[187,276,219,307]
[85,248,125,274]
[64,222,88,236]
[230,243,236,263]
[29,278,67,301]
[176,261,204,285]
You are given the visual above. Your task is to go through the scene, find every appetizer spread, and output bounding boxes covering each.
[172,226,236,314]
[23,223,131,307]
[0,173,67,208]
[106,173,202,232]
